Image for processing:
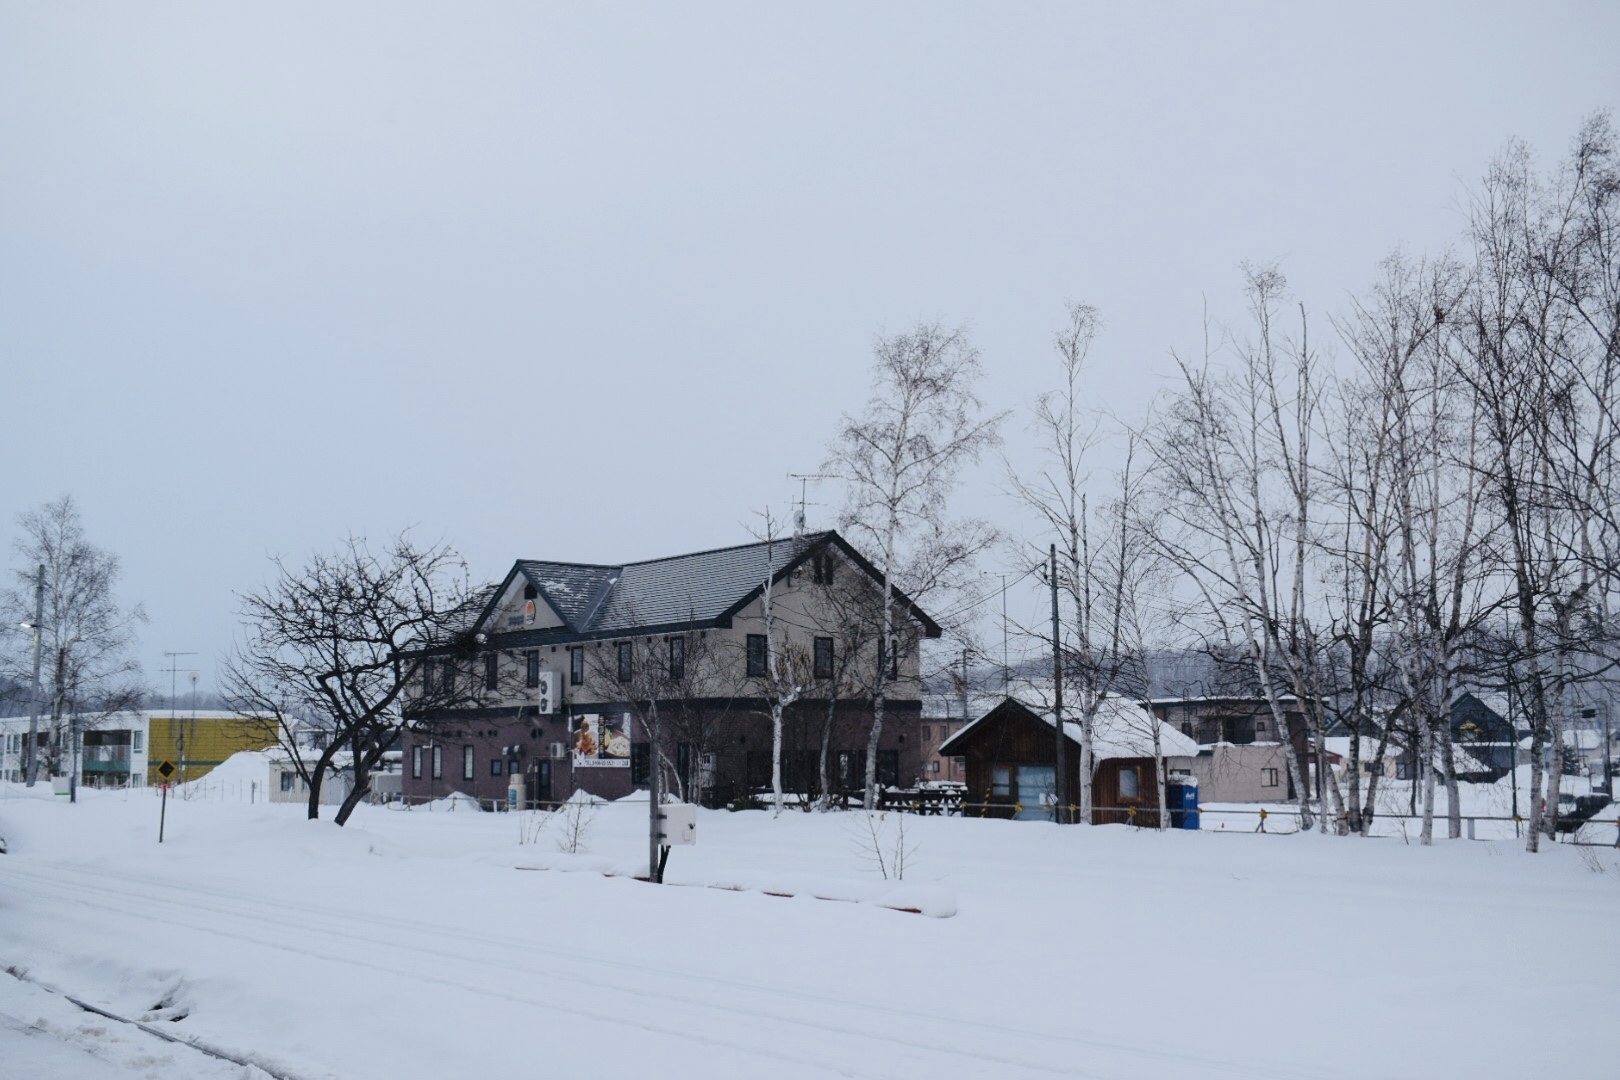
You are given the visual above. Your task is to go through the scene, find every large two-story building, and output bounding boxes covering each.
[400,531,940,808]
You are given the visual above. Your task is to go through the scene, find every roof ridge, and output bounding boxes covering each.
[618,531,831,569]
[517,557,623,571]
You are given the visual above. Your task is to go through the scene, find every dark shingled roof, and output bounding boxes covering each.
[517,533,827,634]
[476,531,942,643]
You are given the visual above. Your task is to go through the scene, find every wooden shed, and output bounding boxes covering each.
[939,697,1198,824]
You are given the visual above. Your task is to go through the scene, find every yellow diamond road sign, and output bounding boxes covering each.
[156,760,177,781]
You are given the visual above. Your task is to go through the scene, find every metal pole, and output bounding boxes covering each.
[159,782,168,842]
[1602,697,1613,796]
[1001,573,1009,694]
[1508,664,1521,835]
[24,565,43,787]
[1051,545,1065,824]
[50,647,65,790]
[69,681,79,804]
[960,647,969,723]
[648,715,662,883]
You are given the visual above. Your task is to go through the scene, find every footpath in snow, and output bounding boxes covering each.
[1,758,1617,1080]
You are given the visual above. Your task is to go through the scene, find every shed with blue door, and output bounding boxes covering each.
[939,697,1200,825]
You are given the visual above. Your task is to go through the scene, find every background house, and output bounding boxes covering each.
[402,531,940,808]
[0,710,276,788]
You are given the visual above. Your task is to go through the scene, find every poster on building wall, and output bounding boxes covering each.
[571,713,632,768]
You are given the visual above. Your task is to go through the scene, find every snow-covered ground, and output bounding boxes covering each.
[1,755,1617,1080]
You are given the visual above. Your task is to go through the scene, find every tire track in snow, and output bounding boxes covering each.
[3,861,1380,1080]
[5,864,1090,1080]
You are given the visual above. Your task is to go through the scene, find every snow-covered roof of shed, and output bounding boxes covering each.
[939,696,1198,761]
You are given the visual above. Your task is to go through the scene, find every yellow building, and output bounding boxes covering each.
[144,712,279,786]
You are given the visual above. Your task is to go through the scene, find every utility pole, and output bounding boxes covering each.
[163,652,197,784]
[23,565,43,787]
[46,645,68,796]
[1051,545,1065,824]
[959,647,969,723]
[1002,573,1010,694]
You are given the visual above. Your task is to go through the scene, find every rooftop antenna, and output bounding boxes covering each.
[787,473,832,540]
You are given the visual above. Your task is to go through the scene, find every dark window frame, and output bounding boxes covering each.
[813,636,834,680]
[412,745,423,779]
[526,650,540,689]
[617,641,633,683]
[491,758,503,777]
[462,745,475,781]
[668,636,685,681]
[569,646,584,686]
[746,634,768,678]
[485,653,499,692]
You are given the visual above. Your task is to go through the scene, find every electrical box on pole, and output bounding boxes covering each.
[658,802,697,846]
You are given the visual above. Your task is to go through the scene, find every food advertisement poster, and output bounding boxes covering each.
[571,712,631,768]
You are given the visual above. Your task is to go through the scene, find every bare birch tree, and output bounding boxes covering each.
[1152,273,1327,830]
[827,322,1002,807]
[0,496,146,785]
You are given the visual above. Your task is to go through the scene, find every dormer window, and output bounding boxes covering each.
[523,583,538,600]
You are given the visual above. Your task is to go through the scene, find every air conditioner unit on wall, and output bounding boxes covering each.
[535,671,559,715]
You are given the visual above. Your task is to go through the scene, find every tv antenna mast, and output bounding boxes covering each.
[787,473,833,538]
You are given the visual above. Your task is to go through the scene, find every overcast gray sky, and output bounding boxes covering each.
[3,2,1617,690]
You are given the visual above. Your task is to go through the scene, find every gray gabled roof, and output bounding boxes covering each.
[478,530,942,642]
[584,534,818,631]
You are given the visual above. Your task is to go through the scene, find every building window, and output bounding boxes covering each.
[631,741,650,786]
[509,759,520,775]
[485,653,499,692]
[132,732,144,752]
[746,635,768,678]
[877,749,899,788]
[921,725,931,742]
[929,760,940,774]
[524,583,537,600]
[878,638,899,680]
[462,745,475,781]
[1261,767,1279,788]
[570,646,584,686]
[668,637,685,681]
[1119,766,1140,800]
[431,745,442,779]
[526,650,540,689]
[617,641,633,682]
[439,660,456,695]
[412,746,423,779]
[491,758,503,777]
[992,766,1011,798]
[280,771,296,792]
[813,636,834,680]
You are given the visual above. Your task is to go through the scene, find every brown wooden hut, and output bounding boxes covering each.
[939,697,1197,824]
